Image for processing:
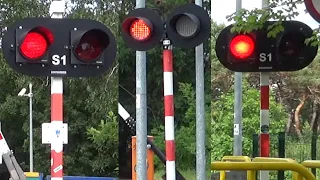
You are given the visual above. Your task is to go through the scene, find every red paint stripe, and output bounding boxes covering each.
[260,134,270,157]
[0,133,3,140]
[164,95,174,116]
[165,140,175,161]
[51,150,63,177]
[163,50,173,72]
[260,86,269,110]
[305,0,320,22]
[51,94,63,121]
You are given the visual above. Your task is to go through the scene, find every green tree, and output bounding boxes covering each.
[211,80,287,161]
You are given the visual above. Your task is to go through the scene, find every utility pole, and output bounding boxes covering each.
[195,0,206,179]
[18,83,33,172]
[135,0,147,179]
[233,0,243,157]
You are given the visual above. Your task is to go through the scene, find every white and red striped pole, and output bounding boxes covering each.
[260,72,270,180]
[260,1,270,180]
[50,2,65,180]
[51,78,64,180]
[163,39,176,180]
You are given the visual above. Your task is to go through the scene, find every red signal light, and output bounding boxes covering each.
[230,35,255,59]
[74,30,109,62]
[20,32,48,60]
[130,19,152,41]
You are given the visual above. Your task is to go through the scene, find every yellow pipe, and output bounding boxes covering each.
[252,157,298,180]
[302,160,320,168]
[222,156,252,162]
[298,160,320,179]
[219,168,226,180]
[219,156,254,180]
[211,162,316,180]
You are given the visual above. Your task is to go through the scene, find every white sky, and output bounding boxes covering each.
[211,0,319,29]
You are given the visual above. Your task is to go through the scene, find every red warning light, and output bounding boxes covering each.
[74,30,109,62]
[130,19,152,41]
[20,32,48,60]
[230,35,255,59]
[75,34,103,61]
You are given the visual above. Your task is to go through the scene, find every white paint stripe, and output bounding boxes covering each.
[163,72,173,96]
[51,77,63,94]
[166,161,176,180]
[118,103,130,120]
[260,171,269,180]
[260,109,270,126]
[260,72,269,86]
[165,116,175,141]
[51,178,63,180]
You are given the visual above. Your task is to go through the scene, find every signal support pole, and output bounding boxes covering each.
[194,0,206,179]
[260,1,270,180]
[162,38,176,180]
[50,1,65,180]
[135,0,148,179]
[234,0,243,157]
[29,83,33,172]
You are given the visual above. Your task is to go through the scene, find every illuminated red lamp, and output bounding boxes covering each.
[130,18,152,41]
[19,27,54,61]
[230,34,255,60]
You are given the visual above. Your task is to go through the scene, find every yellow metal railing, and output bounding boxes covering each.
[302,160,320,168]
[219,156,254,180]
[211,162,316,180]
[252,157,298,180]
[299,160,320,179]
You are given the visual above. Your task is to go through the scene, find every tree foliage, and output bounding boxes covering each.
[211,80,287,161]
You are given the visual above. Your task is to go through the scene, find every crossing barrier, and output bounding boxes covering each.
[211,161,316,180]
[0,130,26,180]
[219,156,254,180]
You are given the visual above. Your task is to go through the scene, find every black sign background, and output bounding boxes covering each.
[2,18,117,77]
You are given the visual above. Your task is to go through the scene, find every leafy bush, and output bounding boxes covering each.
[211,80,287,161]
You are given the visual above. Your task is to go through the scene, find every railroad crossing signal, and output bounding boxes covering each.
[165,4,210,49]
[215,21,318,72]
[121,4,210,51]
[1,18,117,77]
[121,8,164,51]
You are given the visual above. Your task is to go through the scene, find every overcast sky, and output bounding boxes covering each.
[211,0,319,29]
